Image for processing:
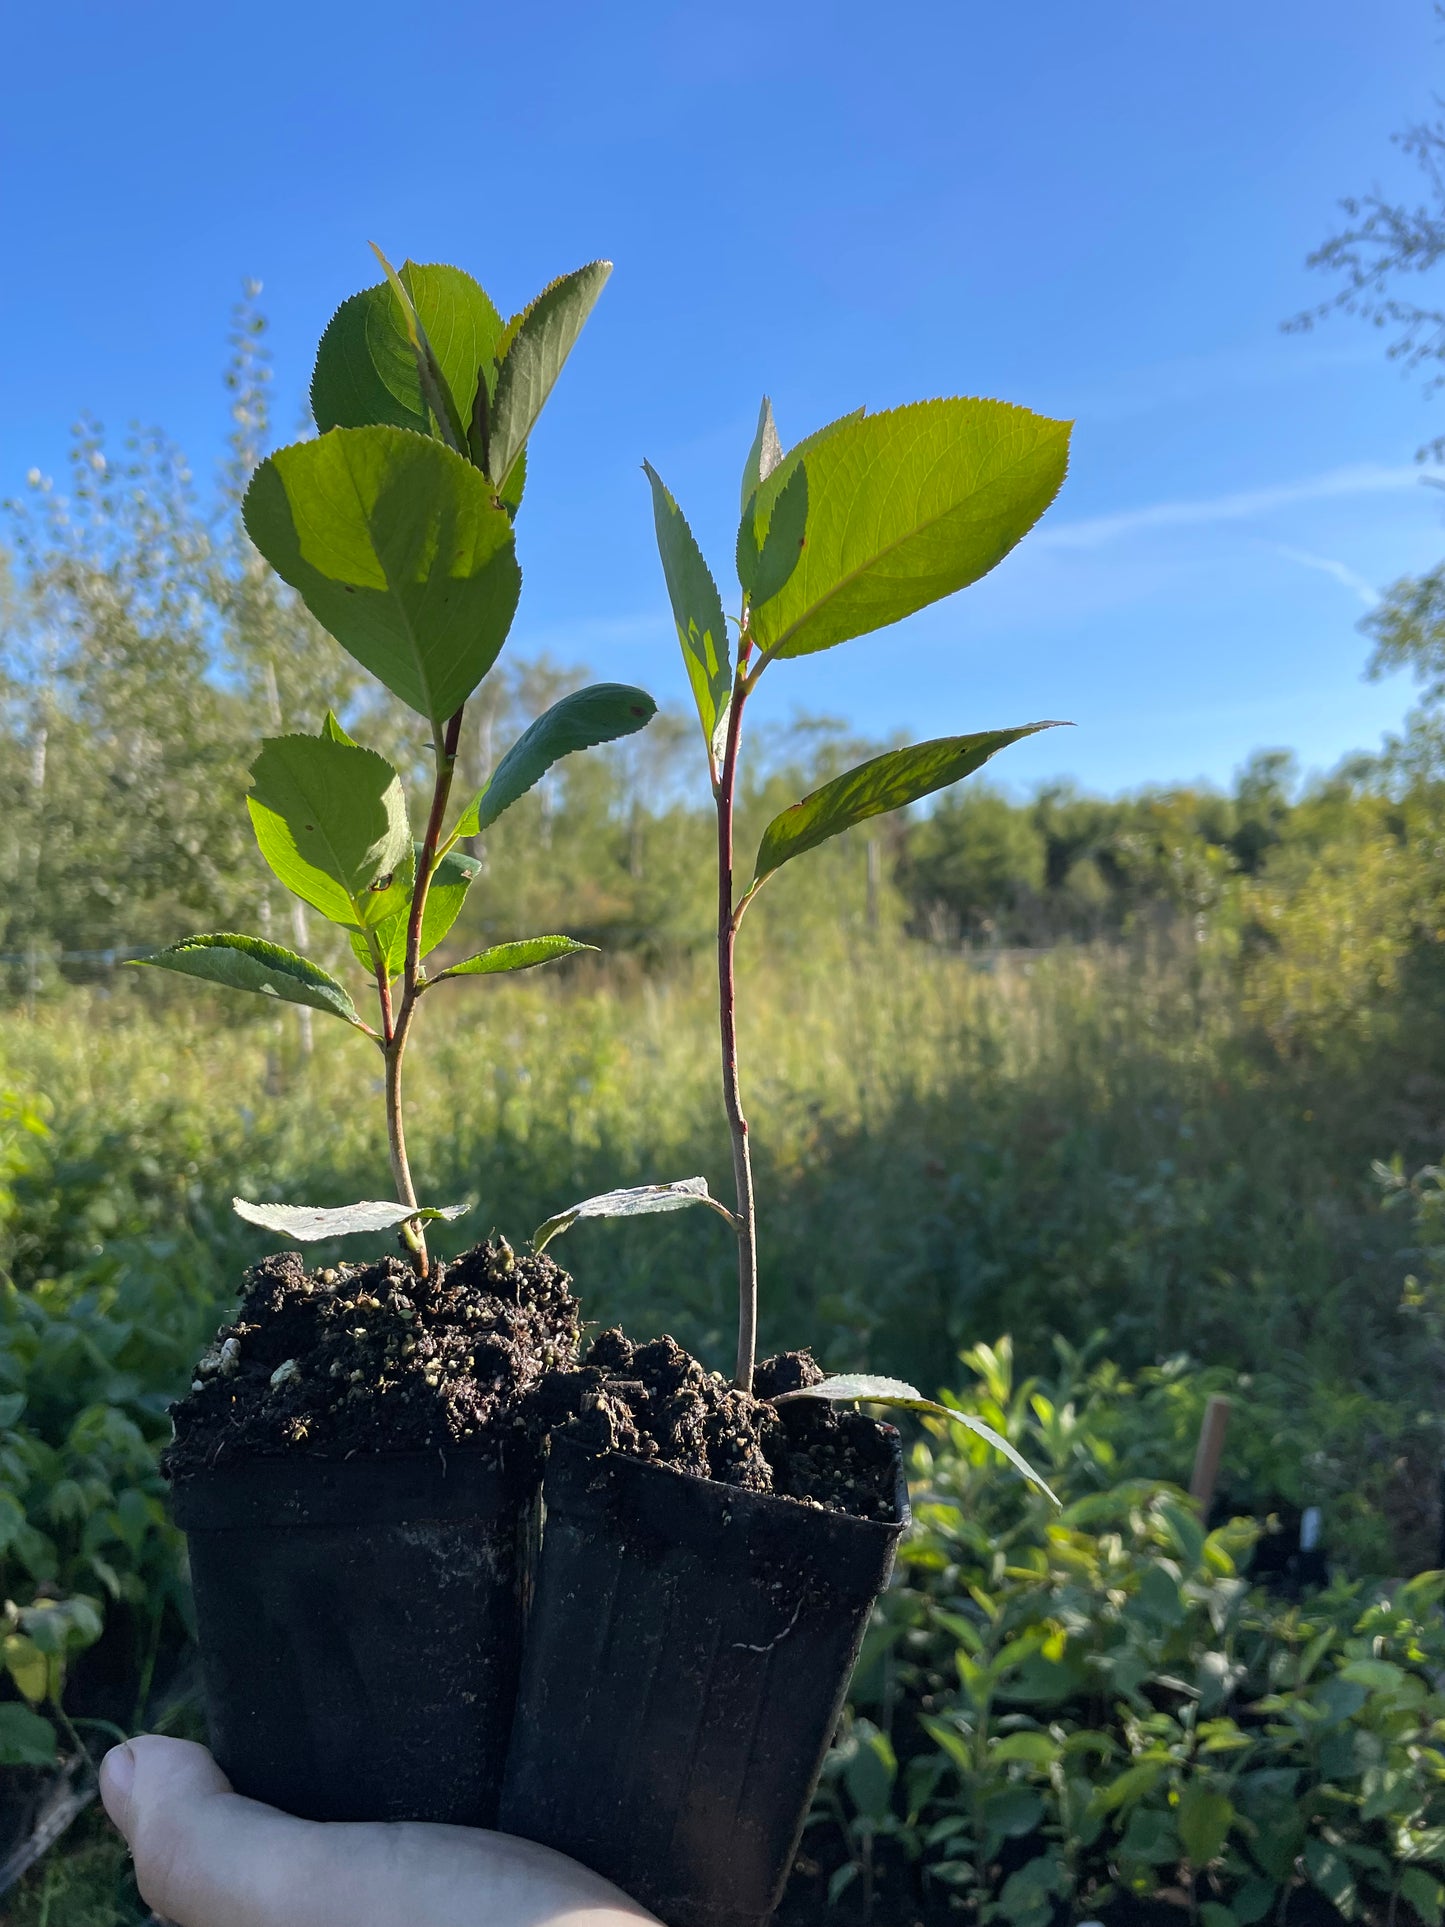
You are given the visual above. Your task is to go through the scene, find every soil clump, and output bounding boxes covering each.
[533,1330,900,1521]
[165,1238,578,1475]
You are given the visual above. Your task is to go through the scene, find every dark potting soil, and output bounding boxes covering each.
[532,1330,900,1522]
[164,1238,579,1475]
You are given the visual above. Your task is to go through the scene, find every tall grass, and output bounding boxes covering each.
[1,930,1422,1401]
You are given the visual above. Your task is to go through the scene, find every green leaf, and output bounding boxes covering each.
[0,1701,57,1767]
[1399,1869,1444,1927]
[776,1376,1061,1506]
[990,1732,1062,1767]
[843,1727,897,1822]
[532,1177,735,1254]
[431,936,596,982]
[737,457,808,608]
[4,1632,48,1703]
[453,683,658,838]
[131,935,364,1027]
[247,733,411,930]
[644,464,733,767]
[243,426,521,736]
[233,1198,470,1240]
[740,397,783,513]
[746,399,1071,660]
[1177,1784,1235,1866]
[753,726,1059,885]
[311,260,503,446]
[0,1392,24,1428]
[350,845,482,978]
[1304,1838,1357,1917]
[320,709,358,746]
[486,261,612,485]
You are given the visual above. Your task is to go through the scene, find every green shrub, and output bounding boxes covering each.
[799,1343,1445,1925]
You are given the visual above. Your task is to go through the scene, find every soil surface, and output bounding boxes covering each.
[165,1238,578,1475]
[532,1330,901,1522]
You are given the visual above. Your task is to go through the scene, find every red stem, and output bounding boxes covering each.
[383,706,465,1276]
[717,669,759,1391]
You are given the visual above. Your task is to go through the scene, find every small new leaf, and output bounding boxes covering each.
[131,935,365,1028]
[487,261,612,486]
[753,725,1061,886]
[737,457,807,607]
[350,845,481,978]
[775,1375,1061,1505]
[311,259,503,447]
[452,684,657,839]
[532,1177,736,1254]
[643,463,732,770]
[739,396,783,513]
[431,936,596,982]
[233,1198,470,1240]
[247,733,411,930]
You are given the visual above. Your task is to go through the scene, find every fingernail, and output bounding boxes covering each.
[100,1742,135,1826]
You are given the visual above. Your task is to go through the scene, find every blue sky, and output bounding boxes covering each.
[5,0,1444,794]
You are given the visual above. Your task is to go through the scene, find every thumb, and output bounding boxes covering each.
[100,1735,311,1927]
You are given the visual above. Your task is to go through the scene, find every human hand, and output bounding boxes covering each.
[100,1736,658,1927]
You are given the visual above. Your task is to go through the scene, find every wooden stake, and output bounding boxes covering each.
[1189,1395,1232,1515]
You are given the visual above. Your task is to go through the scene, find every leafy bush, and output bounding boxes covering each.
[793,1343,1445,1926]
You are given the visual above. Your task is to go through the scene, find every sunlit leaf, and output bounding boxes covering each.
[311,260,503,446]
[1177,1784,1235,1867]
[532,1177,734,1254]
[247,733,410,929]
[243,426,520,735]
[131,935,365,1027]
[644,463,733,766]
[737,457,807,608]
[233,1198,470,1240]
[350,845,481,978]
[486,261,612,486]
[431,936,596,982]
[453,684,657,838]
[753,725,1060,885]
[746,399,1071,660]
[775,1375,1060,1505]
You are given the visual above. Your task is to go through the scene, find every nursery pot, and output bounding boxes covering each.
[499,1430,909,1927]
[172,1441,539,1826]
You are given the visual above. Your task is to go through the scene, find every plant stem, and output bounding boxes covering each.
[382,706,465,1276]
[718,666,759,1391]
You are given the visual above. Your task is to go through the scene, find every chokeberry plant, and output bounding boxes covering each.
[135,250,656,1274]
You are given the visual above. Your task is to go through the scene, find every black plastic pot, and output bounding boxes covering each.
[172,1441,539,1825]
[499,1430,909,1927]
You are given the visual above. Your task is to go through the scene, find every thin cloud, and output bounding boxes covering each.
[1271,545,1379,609]
[1039,463,1425,552]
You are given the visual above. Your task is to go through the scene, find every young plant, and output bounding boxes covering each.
[133,251,656,1275]
[535,391,1071,1487]
[642,394,1071,1390]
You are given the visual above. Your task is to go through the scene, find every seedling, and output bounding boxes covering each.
[537,391,1071,1492]
[134,251,656,1274]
